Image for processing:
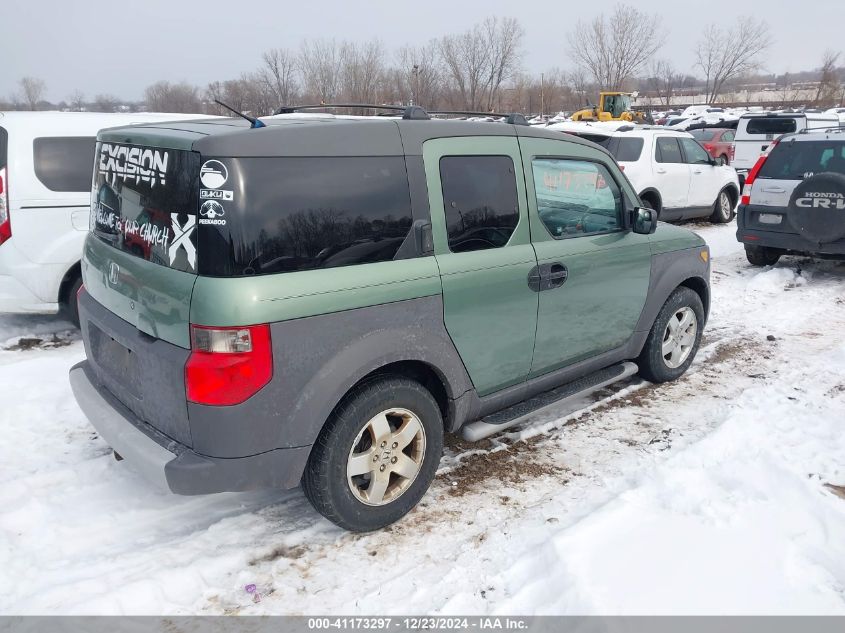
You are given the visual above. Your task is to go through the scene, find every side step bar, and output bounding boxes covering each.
[461,362,639,442]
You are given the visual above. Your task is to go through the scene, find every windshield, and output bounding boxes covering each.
[602,94,631,118]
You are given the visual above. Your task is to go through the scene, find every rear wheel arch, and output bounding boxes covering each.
[58,262,83,326]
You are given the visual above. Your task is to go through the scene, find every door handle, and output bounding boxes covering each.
[547,263,569,289]
[760,186,785,193]
[527,265,542,292]
[693,169,703,174]
[656,168,667,174]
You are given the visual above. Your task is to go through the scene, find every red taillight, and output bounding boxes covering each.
[185,324,273,406]
[619,164,625,171]
[703,144,714,151]
[0,167,10,246]
[740,141,776,205]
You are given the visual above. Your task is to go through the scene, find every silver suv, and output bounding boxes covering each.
[736,127,845,265]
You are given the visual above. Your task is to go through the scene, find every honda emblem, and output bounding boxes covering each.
[108,262,119,285]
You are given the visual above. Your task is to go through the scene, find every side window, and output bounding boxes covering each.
[439,155,519,253]
[722,131,735,142]
[33,137,97,192]
[655,137,684,164]
[531,158,623,238]
[680,138,713,165]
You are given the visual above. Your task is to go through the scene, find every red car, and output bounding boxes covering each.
[689,127,735,165]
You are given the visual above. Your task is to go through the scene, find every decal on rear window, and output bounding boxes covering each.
[91,142,200,273]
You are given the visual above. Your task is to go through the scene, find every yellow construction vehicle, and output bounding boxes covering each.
[570,91,648,123]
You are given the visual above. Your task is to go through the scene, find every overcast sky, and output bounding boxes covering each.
[4,0,842,102]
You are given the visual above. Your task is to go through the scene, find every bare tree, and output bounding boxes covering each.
[144,80,202,113]
[695,17,770,103]
[439,23,491,110]
[568,5,665,89]
[341,40,386,110]
[92,94,120,113]
[814,50,841,108]
[299,39,343,103]
[260,48,299,109]
[206,74,274,116]
[395,42,442,107]
[19,77,46,110]
[647,59,681,107]
[481,16,524,111]
[68,90,86,112]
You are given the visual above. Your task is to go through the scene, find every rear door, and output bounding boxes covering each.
[653,136,691,212]
[519,136,652,376]
[85,140,200,347]
[423,137,538,397]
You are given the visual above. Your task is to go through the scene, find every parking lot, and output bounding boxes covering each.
[2,220,844,615]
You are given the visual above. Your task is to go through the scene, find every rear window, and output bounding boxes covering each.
[744,118,797,136]
[605,137,644,162]
[690,129,717,141]
[92,142,200,273]
[197,156,415,277]
[34,137,96,191]
[758,141,845,180]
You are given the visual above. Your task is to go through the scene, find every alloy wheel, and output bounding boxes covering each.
[346,408,427,506]
[662,306,697,369]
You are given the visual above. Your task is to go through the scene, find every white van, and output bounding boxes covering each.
[733,112,840,181]
[0,111,212,324]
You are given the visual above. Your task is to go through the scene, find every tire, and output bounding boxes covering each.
[61,276,84,328]
[302,377,444,532]
[637,287,704,383]
[709,188,734,224]
[745,244,782,267]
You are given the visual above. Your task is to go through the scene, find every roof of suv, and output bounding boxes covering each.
[775,127,845,143]
[98,113,608,158]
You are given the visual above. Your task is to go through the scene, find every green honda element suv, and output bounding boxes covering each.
[69,108,711,532]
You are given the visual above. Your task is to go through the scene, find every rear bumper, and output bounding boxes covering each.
[736,212,845,256]
[0,242,60,313]
[70,361,311,494]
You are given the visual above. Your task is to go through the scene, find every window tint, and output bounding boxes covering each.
[656,137,684,163]
[439,155,519,253]
[745,118,797,136]
[606,137,644,162]
[758,141,845,180]
[722,131,735,142]
[33,137,96,192]
[680,138,712,164]
[197,156,415,277]
[532,159,623,238]
[92,142,200,273]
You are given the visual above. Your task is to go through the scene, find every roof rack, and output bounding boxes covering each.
[273,103,530,125]
[274,103,431,120]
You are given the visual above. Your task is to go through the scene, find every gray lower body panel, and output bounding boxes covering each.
[70,361,310,494]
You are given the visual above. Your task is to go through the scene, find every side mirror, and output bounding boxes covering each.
[632,207,657,234]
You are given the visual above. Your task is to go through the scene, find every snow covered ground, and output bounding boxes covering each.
[1,222,844,615]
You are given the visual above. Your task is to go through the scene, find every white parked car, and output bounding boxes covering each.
[733,112,840,183]
[552,124,740,223]
[0,111,213,324]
